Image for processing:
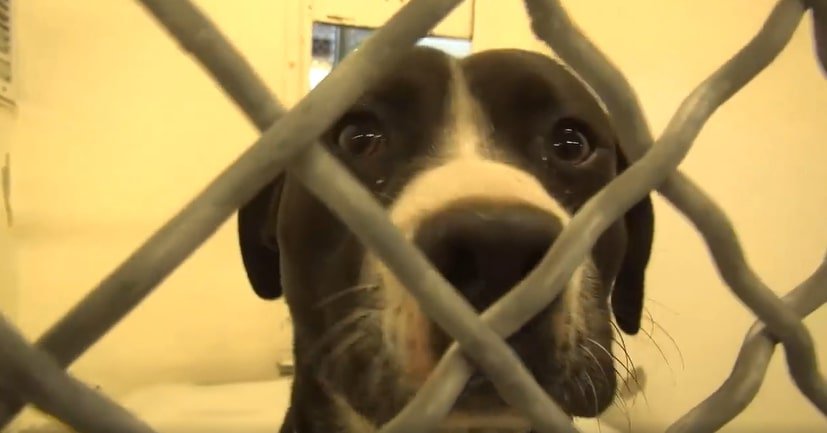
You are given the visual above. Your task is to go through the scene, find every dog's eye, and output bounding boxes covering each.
[336,117,388,157]
[542,119,593,164]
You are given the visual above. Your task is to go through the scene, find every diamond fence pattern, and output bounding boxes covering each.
[0,0,825,432]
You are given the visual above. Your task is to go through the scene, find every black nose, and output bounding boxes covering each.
[414,203,562,311]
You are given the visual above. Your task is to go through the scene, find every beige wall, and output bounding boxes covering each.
[0,106,15,319]
[6,0,302,395]
[2,0,826,432]
[474,1,827,432]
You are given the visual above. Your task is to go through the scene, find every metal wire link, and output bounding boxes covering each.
[0,316,158,433]
[666,255,827,433]
[0,0,467,428]
[0,1,824,433]
[524,0,827,416]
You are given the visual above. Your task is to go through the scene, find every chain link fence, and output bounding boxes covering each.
[0,0,825,432]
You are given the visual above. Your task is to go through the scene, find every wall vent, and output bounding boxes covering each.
[0,0,14,105]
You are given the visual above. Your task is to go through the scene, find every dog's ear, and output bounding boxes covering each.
[611,147,655,335]
[237,175,285,300]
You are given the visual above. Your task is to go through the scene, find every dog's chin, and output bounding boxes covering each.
[415,306,618,419]
[416,369,615,432]
[445,361,617,419]
[319,328,616,430]
[439,408,533,431]
[352,260,618,424]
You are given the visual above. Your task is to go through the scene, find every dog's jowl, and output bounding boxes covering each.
[238,47,655,433]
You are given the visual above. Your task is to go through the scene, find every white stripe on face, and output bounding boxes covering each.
[360,56,593,384]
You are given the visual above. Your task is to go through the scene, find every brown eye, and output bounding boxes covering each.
[541,119,594,164]
[336,118,388,157]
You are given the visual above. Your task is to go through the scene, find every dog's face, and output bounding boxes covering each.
[238,47,654,432]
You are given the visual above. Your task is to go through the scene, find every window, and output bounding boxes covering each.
[309,22,473,90]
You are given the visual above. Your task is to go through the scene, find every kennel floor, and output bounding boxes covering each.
[6,377,616,433]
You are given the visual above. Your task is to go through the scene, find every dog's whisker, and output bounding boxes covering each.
[608,322,642,385]
[319,317,390,398]
[638,325,674,377]
[610,386,633,433]
[234,45,663,433]
[638,319,668,363]
[314,283,380,309]
[585,337,635,387]
[583,336,653,416]
[617,363,650,410]
[575,379,588,406]
[644,297,681,316]
[582,372,601,431]
[643,307,657,338]
[648,315,686,371]
[614,350,651,409]
[327,328,371,366]
[592,335,650,407]
[315,335,367,378]
[580,344,611,392]
[306,309,378,363]
[608,321,635,369]
[613,361,637,398]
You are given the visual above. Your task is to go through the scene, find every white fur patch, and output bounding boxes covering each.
[359,56,596,419]
[440,61,487,159]
[389,158,571,237]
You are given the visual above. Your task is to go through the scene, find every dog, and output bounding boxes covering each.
[237,46,654,433]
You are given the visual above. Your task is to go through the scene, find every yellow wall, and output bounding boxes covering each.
[473,1,827,431]
[0,107,15,319]
[1,0,826,432]
[5,0,301,395]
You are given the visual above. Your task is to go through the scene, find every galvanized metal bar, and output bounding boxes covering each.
[306,0,827,425]
[131,1,581,432]
[0,0,821,432]
[525,0,827,415]
[0,314,159,433]
[666,255,827,433]
[662,174,827,414]
[137,0,282,131]
[372,0,822,428]
[290,145,579,433]
[0,0,464,428]
[132,1,579,430]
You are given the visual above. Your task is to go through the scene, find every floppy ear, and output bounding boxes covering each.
[237,176,285,300]
[611,148,655,335]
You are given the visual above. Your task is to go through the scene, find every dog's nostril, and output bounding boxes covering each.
[415,204,561,312]
[442,245,481,292]
[521,250,546,278]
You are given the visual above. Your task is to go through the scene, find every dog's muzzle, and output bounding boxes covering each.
[411,202,569,401]
[414,202,563,312]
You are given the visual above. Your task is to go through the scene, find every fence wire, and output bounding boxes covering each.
[0,1,825,432]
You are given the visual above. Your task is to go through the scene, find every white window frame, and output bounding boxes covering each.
[285,0,475,99]
[309,0,474,39]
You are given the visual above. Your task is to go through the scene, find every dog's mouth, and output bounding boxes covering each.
[361,261,617,420]
[425,301,570,411]
[353,203,618,420]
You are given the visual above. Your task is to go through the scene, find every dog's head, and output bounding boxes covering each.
[238,47,654,430]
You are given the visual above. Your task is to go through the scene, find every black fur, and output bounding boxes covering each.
[236,47,655,432]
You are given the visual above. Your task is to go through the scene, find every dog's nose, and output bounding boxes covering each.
[414,204,562,311]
